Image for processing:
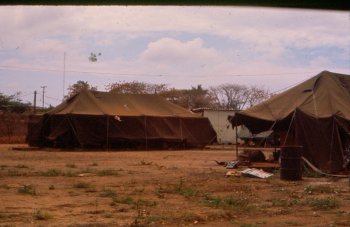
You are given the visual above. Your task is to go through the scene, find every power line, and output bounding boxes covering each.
[271,76,313,94]
[0,64,319,78]
[45,95,62,101]
[0,65,163,77]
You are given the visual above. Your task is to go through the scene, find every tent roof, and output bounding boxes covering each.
[48,90,199,117]
[236,71,350,123]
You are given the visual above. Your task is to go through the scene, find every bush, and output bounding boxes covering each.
[33,209,51,220]
[18,185,36,195]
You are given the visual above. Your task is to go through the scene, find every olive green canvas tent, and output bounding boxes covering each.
[27,90,217,149]
[230,71,350,173]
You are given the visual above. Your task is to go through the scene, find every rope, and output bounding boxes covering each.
[282,110,296,146]
[302,156,348,178]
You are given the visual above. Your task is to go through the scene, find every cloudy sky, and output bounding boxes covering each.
[0,6,349,107]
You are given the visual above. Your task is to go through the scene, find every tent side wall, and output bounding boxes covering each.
[26,114,44,147]
[294,110,346,173]
[28,114,217,149]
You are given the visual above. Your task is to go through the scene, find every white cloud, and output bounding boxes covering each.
[139,38,222,67]
[0,6,349,105]
[0,6,348,63]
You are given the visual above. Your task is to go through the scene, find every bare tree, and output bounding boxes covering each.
[246,86,271,108]
[209,83,270,110]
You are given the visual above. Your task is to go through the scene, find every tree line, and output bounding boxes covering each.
[0,80,271,114]
[66,80,271,110]
[0,92,31,113]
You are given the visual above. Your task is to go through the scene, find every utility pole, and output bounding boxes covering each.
[63,52,66,100]
[33,90,37,113]
[41,86,47,109]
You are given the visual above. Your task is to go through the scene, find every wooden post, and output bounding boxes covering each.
[33,90,37,113]
[235,123,238,161]
[106,115,109,151]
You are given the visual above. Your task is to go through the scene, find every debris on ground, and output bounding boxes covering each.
[226,161,240,169]
[78,173,96,177]
[240,168,273,179]
[226,170,241,177]
[214,160,228,166]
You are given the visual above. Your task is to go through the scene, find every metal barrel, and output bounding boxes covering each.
[280,146,303,181]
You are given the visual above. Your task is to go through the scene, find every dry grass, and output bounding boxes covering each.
[0,144,349,226]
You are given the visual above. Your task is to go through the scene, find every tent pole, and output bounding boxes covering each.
[180,118,184,149]
[235,116,238,161]
[144,116,148,150]
[106,115,109,152]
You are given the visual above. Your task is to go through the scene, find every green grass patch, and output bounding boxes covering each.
[85,187,97,193]
[15,164,29,168]
[304,185,336,195]
[39,169,63,176]
[139,160,152,166]
[66,163,77,168]
[174,178,203,198]
[270,198,300,207]
[39,169,79,177]
[64,170,78,177]
[7,169,27,176]
[307,196,339,210]
[73,182,91,189]
[144,215,163,223]
[97,169,120,176]
[33,209,52,220]
[18,184,36,195]
[284,220,303,226]
[240,224,261,227]
[112,196,134,205]
[99,188,117,198]
[303,166,324,178]
[204,195,254,212]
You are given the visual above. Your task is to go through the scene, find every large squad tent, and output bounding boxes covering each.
[27,90,216,149]
[229,71,350,173]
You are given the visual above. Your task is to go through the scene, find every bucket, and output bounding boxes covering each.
[280,146,303,181]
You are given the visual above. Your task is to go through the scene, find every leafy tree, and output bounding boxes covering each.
[182,85,213,109]
[106,81,168,94]
[65,80,97,99]
[158,85,214,109]
[0,92,31,113]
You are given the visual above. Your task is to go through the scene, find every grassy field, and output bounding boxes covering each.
[0,144,349,227]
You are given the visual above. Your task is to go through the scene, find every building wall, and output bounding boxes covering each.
[203,110,240,144]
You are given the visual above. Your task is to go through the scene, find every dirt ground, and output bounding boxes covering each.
[0,144,349,227]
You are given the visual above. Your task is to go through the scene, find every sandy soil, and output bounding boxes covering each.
[0,144,349,227]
